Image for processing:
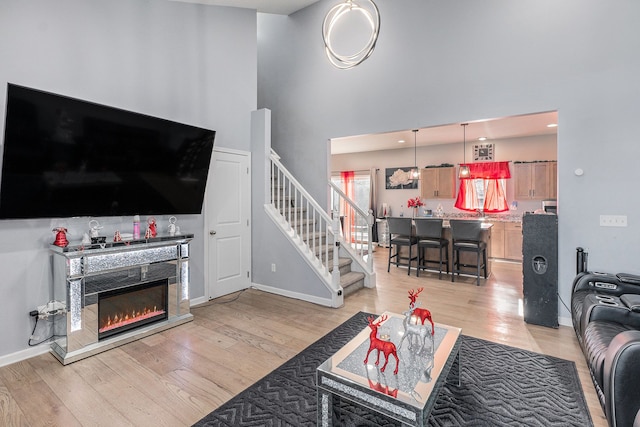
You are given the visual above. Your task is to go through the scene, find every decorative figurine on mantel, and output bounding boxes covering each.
[168,216,178,236]
[52,227,69,247]
[147,217,157,238]
[88,219,107,244]
[89,219,103,240]
[113,230,122,242]
[364,315,399,374]
[407,288,435,336]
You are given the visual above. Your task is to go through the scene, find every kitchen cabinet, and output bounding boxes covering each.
[489,221,522,261]
[504,222,523,261]
[490,222,505,259]
[420,167,456,199]
[513,161,556,200]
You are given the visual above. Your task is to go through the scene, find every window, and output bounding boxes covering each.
[331,174,370,212]
[332,172,371,243]
[454,162,510,213]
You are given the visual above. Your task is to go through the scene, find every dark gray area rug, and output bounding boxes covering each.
[193,312,593,426]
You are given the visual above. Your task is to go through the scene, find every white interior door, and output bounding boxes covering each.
[207,149,251,299]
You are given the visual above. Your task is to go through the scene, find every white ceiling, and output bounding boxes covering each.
[169,0,320,15]
[331,111,558,154]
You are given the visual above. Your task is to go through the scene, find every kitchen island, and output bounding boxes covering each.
[437,219,492,279]
[442,213,523,262]
[385,217,493,280]
[382,213,524,280]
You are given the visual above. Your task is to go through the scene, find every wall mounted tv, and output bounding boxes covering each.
[0,84,215,219]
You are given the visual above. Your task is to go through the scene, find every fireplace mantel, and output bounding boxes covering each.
[50,234,194,364]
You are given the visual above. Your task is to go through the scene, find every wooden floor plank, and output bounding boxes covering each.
[0,384,29,427]
[94,347,214,426]
[27,354,125,426]
[70,354,184,426]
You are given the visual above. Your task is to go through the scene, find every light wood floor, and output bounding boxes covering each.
[0,249,607,426]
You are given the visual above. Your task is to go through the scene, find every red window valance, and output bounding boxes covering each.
[459,161,511,180]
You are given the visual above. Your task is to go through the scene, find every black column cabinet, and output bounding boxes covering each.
[522,213,558,328]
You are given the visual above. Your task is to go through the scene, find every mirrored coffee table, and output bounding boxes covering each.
[317,312,461,426]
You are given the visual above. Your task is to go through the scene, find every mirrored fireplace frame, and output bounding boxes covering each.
[49,234,193,365]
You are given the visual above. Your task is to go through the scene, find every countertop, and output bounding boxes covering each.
[379,213,522,226]
[442,219,493,229]
[434,212,522,223]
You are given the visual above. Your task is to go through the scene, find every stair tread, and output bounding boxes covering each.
[341,270,365,287]
[328,257,352,271]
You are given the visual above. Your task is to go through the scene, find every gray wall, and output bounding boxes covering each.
[257,0,640,324]
[250,109,333,303]
[0,0,256,360]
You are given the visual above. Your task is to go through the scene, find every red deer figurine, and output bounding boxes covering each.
[364,315,399,375]
[408,288,435,336]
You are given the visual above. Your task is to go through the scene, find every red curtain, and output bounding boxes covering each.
[341,171,355,243]
[454,162,510,213]
[454,180,479,212]
[459,161,511,179]
[483,179,509,213]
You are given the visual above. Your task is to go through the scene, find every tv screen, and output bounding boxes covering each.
[0,84,215,219]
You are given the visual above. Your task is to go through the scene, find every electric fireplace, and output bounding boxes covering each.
[98,279,168,340]
[50,235,193,365]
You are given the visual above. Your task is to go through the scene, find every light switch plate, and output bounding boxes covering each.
[600,215,628,227]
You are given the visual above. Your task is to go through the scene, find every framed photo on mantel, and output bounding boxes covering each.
[385,167,418,189]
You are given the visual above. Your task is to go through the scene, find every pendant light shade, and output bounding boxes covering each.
[459,123,470,178]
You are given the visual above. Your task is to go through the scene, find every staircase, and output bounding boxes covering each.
[305,226,367,297]
[265,150,375,307]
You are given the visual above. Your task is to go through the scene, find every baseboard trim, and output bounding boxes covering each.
[251,282,336,307]
[558,315,572,327]
[190,295,208,307]
[0,343,51,368]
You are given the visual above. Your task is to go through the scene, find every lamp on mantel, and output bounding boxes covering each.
[459,123,470,178]
[411,129,419,179]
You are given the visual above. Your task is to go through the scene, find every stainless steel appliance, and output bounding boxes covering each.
[541,199,557,214]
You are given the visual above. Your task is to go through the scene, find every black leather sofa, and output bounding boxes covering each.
[571,271,640,427]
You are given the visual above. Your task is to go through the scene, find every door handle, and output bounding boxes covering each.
[209,230,217,236]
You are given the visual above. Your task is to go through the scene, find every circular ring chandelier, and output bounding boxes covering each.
[322,0,380,70]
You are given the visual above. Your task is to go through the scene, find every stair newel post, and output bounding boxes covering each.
[331,213,341,289]
[367,209,374,272]
[271,160,276,211]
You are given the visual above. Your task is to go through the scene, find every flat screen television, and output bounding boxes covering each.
[0,84,215,219]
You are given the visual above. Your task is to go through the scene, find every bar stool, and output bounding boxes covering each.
[414,218,449,279]
[450,219,487,286]
[387,217,417,275]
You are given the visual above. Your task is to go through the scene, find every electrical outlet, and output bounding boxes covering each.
[271,263,276,272]
[600,215,628,227]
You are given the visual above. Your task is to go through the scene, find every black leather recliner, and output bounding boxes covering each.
[571,272,640,427]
